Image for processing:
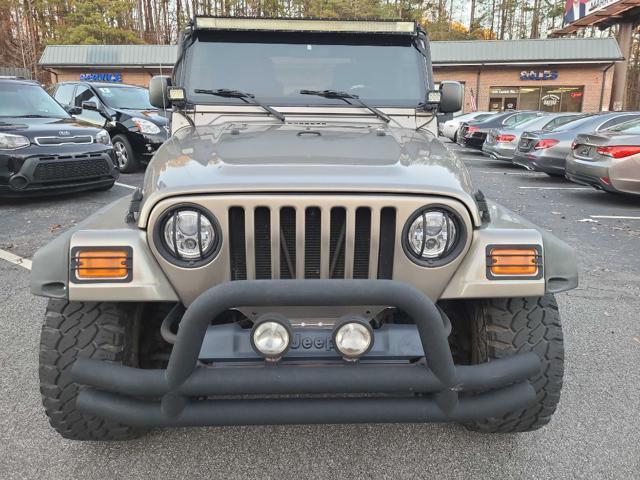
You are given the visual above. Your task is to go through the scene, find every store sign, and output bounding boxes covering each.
[564,0,620,26]
[541,94,561,107]
[79,72,122,82]
[520,70,559,81]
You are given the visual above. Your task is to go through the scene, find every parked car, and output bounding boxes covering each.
[566,118,640,195]
[32,17,577,441]
[458,110,541,149]
[440,111,494,142]
[512,112,640,176]
[0,78,118,196]
[482,113,586,161]
[51,81,169,172]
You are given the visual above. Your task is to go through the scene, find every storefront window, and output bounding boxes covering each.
[560,87,584,112]
[519,87,542,110]
[488,86,584,112]
[540,87,563,112]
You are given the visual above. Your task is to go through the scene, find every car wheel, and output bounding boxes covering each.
[39,300,148,441]
[463,295,564,433]
[112,134,140,173]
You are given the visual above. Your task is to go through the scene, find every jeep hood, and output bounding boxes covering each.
[139,122,480,226]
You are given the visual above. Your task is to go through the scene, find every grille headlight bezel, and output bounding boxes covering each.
[153,203,222,268]
[401,205,467,267]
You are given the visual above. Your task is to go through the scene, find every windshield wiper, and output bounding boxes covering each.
[194,88,285,122]
[299,89,390,123]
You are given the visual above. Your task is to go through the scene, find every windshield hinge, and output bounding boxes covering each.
[126,188,143,224]
[474,190,491,224]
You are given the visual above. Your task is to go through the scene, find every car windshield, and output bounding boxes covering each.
[0,82,69,118]
[185,36,427,108]
[96,85,154,109]
[541,114,586,132]
[603,118,640,134]
[549,115,596,132]
[512,115,547,129]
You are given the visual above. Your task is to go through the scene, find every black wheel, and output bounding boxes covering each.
[112,134,139,173]
[465,296,564,433]
[39,300,148,441]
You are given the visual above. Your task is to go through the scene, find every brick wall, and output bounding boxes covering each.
[48,68,174,88]
[434,64,615,113]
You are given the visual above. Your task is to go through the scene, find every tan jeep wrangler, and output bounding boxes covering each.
[32,17,577,441]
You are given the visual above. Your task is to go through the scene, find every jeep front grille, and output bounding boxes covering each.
[227,205,396,280]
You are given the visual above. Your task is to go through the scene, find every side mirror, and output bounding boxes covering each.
[81,101,98,111]
[438,81,463,114]
[149,75,172,109]
[65,105,82,115]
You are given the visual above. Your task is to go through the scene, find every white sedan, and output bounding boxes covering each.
[440,111,494,142]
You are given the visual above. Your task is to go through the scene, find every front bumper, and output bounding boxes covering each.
[0,147,118,196]
[128,130,168,159]
[72,280,541,428]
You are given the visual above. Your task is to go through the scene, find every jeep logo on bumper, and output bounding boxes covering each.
[290,332,334,351]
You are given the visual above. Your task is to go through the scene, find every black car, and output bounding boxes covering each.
[51,81,169,172]
[0,79,118,197]
[458,111,542,149]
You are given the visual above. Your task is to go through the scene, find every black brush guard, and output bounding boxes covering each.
[72,280,541,427]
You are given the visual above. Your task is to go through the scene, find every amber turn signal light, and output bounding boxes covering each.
[488,247,539,276]
[75,249,130,279]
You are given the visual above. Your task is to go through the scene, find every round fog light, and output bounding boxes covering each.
[332,316,373,361]
[250,314,292,361]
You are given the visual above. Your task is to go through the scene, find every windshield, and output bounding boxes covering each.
[185,36,427,108]
[603,118,640,134]
[0,82,69,118]
[96,85,154,109]
[511,114,547,129]
[550,115,595,132]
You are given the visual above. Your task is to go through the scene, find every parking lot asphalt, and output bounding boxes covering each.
[0,143,638,479]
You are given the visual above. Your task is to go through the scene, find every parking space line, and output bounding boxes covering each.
[462,158,507,163]
[590,215,640,220]
[480,171,545,176]
[0,249,32,270]
[518,186,591,191]
[114,182,137,190]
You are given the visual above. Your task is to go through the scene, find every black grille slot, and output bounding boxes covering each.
[254,207,271,279]
[353,207,372,279]
[228,207,247,280]
[329,207,346,279]
[279,207,296,279]
[377,207,396,279]
[33,158,110,181]
[36,135,93,146]
[304,207,321,279]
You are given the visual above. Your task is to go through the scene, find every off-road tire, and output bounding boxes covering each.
[465,295,564,433]
[112,134,139,173]
[39,300,147,441]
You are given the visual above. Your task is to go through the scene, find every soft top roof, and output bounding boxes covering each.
[193,17,417,35]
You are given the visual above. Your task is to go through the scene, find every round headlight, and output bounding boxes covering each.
[403,206,465,266]
[251,315,292,361]
[156,205,221,266]
[332,316,373,361]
